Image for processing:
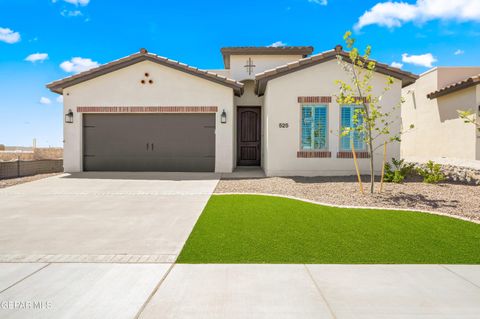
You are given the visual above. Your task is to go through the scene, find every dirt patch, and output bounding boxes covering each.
[0,173,60,189]
[215,176,480,222]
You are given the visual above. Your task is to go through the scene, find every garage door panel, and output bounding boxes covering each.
[83,114,215,172]
[150,115,215,157]
[83,115,146,157]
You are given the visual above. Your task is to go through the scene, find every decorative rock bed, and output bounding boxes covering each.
[215,176,480,222]
[0,173,60,189]
[407,162,480,185]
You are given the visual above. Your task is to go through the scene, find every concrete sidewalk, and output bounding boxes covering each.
[0,263,171,319]
[1,263,479,319]
[140,264,480,319]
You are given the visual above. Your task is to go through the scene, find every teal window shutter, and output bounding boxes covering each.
[301,107,313,149]
[340,107,351,150]
[353,110,365,150]
[301,105,328,150]
[340,105,365,151]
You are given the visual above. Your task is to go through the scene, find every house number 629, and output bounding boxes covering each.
[279,123,289,128]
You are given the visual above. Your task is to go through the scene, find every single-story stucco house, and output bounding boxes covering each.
[47,45,417,176]
[402,67,480,162]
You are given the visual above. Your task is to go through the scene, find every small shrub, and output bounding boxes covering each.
[416,160,445,184]
[384,158,414,183]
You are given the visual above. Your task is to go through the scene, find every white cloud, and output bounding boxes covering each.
[402,53,437,68]
[61,10,83,16]
[25,53,49,63]
[40,97,52,105]
[308,0,327,5]
[355,0,480,30]
[56,95,64,103]
[0,27,20,44]
[390,62,404,69]
[60,57,99,73]
[269,41,287,47]
[62,0,90,6]
[454,49,465,55]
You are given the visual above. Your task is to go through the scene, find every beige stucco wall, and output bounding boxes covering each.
[436,67,480,88]
[401,68,479,161]
[234,80,262,106]
[262,59,402,176]
[206,69,231,78]
[62,60,235,173]
[229,55,304,81]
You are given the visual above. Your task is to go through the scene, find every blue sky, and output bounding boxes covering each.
[1,0,479,147]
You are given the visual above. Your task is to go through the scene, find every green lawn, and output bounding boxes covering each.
[177,194,480,264]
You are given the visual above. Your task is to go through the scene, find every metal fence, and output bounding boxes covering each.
[0,159,63,179]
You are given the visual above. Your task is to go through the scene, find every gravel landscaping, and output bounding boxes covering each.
[0,173,60,189]
[215,176,480,222]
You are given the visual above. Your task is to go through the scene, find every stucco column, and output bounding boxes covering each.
[214,99,235,173]
[63,97,83,173]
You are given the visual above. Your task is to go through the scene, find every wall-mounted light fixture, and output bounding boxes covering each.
[220,109,227,124]
[65,109,74,123]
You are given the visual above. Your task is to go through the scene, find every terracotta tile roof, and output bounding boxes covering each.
[47,49,244,96]
[427,74,480,99]
[254,46,419,95]
[220,46,314,69]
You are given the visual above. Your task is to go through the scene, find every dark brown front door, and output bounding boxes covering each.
[237,107,261,166]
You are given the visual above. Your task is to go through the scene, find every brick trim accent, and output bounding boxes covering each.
[297,96,332,104]
[337,151,370,159]
[77,106,218,113]
[297,151,331,158]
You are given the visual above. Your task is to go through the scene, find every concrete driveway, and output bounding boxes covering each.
[0,172,219,262]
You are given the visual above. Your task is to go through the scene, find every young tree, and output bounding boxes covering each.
[458,110,480,132]
[335,31,411,194]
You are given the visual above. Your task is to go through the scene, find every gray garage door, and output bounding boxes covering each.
[83,114,215,172]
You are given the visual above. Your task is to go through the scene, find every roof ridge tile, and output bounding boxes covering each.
[427,73,480,99]
[254,48,418,95]
[47,50,244,95]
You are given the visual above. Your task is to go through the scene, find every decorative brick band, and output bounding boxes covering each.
[297,151,332,158]
[77,106,218,113]
[337,151,370,159]
[297,96,332,104]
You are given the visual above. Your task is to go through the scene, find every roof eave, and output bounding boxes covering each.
[254,51,418,95]
[427,78,479,99]
[47,52,244,95]
[47,85,62,94]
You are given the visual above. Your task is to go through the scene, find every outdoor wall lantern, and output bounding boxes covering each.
[220,109,227,124]
[65,109,74,123]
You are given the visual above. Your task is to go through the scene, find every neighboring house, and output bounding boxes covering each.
[47,46,416,176]
[402,68,480,162]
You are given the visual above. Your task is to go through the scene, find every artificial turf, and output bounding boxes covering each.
[177,194,480,264]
